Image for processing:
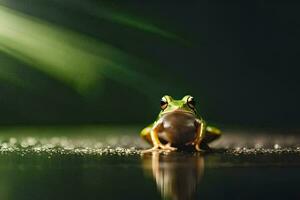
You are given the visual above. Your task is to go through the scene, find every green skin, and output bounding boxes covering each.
[141,95,221,152]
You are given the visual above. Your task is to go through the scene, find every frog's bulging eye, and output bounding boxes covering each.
[187,96,196,109]
[160,97,168,110]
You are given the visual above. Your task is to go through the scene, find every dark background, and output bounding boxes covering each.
[0,1,299,128]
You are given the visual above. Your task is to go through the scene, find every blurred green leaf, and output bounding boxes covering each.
[0,5,163,95]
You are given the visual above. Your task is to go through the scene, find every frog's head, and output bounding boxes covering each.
[159,95,197,116]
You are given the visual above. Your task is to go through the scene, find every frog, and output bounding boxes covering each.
[141,95,221,152]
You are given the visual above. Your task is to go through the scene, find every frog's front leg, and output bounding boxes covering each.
[141,121,177,153]
[194,119,206,151]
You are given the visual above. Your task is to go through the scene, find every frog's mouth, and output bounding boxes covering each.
[162,109,196,115]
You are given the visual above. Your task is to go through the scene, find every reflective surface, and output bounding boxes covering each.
[0,126,300,200]
[142,152,204,200]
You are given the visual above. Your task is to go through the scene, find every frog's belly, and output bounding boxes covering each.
[158,112,197,145]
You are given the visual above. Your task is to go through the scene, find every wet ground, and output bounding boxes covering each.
[0,126,299,200]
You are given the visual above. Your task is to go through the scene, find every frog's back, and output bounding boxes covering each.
[158,112,197,145]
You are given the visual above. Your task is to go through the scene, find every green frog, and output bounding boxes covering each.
[141,95,221,152]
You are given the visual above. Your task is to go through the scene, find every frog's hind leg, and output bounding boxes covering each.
[140,125,153,145]
[197,126,221,151]
[202,126,222,144]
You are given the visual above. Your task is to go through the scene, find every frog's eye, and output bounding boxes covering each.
[187,96,196,109]
[160,97,168,110]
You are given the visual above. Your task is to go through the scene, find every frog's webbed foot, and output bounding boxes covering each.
[195,143,202,152]
[195,142,212,152]
[164,143,172,148]
[141,143,177,153]
[162,143,177,151]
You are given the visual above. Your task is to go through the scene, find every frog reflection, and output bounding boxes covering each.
[142,152,204,200]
